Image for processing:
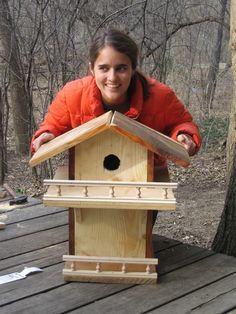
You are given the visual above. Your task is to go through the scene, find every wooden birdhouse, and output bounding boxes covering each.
[30,111,190,284]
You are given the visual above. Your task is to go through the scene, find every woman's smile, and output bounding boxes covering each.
[91,46,133,106]
[105,82,121,89]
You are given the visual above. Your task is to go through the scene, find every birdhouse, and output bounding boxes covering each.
[30,111,190,284]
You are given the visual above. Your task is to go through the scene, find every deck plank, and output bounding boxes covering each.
[148,273,236,314]
[0,225,68,260]
[0,211,67,241]
[66,254,236,314]
[0,203,66,224]
[0,280,131,314]
[0,240,221,313]
[0,242,68,272]
[0,198,41,213]
[157,242,214,274]
[227,309,236,313]
[0,202,236,313]
[0,242,214,313]
[0,263,66,306]
[188,288,236,314]
[152,234,180,251]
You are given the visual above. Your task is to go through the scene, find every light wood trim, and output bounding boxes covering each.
[43,196,176,210]
[63,270,157,284]
[29,111,113,167]
[63,255,158,284]
[69,148,75,255]
[43,179,177,210]
[30,111,190,168]
[63,255,158,264]
[44,179,177,188]
[146,151,154,258]
[111,111,190,167]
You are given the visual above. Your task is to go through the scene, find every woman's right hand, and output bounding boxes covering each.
[32,132,55,152]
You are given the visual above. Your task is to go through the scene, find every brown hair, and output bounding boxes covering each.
[89,29,150,100]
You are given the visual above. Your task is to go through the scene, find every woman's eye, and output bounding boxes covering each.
[117,65,127,72]
[98,66,108,72]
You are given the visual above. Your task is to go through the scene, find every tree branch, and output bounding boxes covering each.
[146,16,230,57]
[93,0,147,37]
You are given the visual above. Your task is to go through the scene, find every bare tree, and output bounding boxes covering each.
[0,0,30,155]
[204,0,228,115]
[226,1,236,179]
[0,89,4,184]
[212,0,236,256]
[0,0,230,180]
[212,147,236,256]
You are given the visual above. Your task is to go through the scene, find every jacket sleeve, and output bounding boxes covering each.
[31,86,72,145]
[163,89,202,152]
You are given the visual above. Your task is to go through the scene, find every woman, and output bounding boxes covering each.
[31,29,201,164]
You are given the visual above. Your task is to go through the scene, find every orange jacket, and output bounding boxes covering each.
[32,76,201,159]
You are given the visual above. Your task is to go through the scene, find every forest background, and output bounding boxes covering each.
[0,0,232,249]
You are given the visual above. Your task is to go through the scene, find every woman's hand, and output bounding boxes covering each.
[32,132,55,152]
[177,133,196,156]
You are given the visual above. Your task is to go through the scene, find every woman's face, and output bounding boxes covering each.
[91,46,133,106]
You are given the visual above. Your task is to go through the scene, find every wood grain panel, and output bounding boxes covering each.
[74,130,148,258]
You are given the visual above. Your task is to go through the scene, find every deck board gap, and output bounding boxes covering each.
[142,271,236,314]
[0,223,68,243]
[159,251,216,276]
[61,285,136,314]
[223,305,236,313]
[1,282,69,308]
[0,241,68,262]
[190,287,236,313]
[154,242,182,254]
[2,208,68,226]
[0,200,42,206]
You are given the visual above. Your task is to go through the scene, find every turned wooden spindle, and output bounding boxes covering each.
[136,186,141,198]
[96,262,101,273]
[71,262,75,271]
[121,263,126,273]
[57,185,62,196]
[83,186,88,197]
[146,264,151,274]
[109,186,115,198]
[163,188,168,199]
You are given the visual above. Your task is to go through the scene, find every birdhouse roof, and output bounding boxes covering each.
[29,111,190,167]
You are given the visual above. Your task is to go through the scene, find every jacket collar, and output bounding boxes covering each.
[86,76,143,119]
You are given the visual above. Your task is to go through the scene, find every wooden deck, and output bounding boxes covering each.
[1,197,236,314]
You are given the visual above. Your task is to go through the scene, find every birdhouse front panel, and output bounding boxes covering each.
[73,129,149,258]
[74,130,148,181]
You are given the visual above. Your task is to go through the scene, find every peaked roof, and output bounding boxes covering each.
[29,111,190,167]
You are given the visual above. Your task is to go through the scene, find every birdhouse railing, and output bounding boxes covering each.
[43,179,177,210]
[63,254,158,284]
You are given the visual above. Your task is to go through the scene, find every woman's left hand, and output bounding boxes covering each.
[177,133,196,156]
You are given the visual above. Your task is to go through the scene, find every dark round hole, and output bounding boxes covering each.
[103,154,120,171]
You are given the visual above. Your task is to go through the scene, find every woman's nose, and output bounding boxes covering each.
[108,69,116,81]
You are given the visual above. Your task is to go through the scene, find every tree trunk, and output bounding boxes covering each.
[0,89,4,184]
[226,0,236,180]
[204,0,228,115]
[0,0,30,156]
[212,145,236,255]
[212,0,236,256]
